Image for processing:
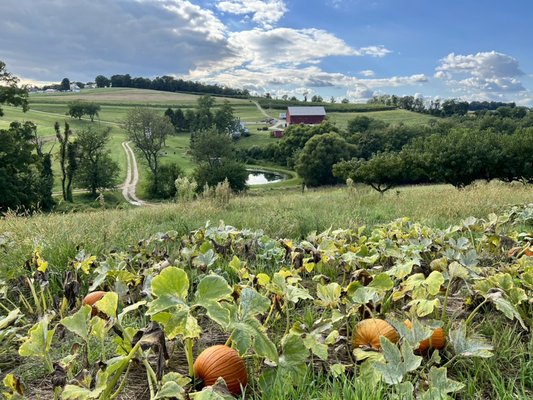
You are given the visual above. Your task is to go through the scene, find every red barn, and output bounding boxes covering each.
[286,106,326,125]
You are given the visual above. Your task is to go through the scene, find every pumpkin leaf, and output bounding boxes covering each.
[486,290,527,330]
[94,292,118,319]
[330,364,346,378]
[368,273,394,291]
[61,305,92,341]
[374,338,422,384]
[195,275,233,304]
[396,382,415,400]
[239,288,270,318]
[420,367,465,399]
[449,324,493,358]
[315,283,342,308]
[303,335,328,361]
[0,308,21,330]
[148,267,189,315]
[448,261,469,281]
[19,314,55,360]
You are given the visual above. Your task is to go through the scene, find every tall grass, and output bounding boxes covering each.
[1,181,531,281]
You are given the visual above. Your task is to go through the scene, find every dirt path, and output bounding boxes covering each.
[251,100,286,130]
[121,141,146,206]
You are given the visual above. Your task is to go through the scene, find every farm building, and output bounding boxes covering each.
[286,106,326,125]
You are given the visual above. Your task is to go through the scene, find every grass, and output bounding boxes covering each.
[328,109,437,129]
[1,180,531,281]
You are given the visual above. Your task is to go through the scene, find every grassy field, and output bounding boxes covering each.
[328,109,436,129]
[1,180,531,278]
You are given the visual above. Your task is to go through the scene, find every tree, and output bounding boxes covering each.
[123,107,174,196]
[75,127,119,196]
[333,153,408,194]
[214,101,239,134]
[190,129,247,191]
[67,101,85,119]
[0,60,29,116]
[95,75,110,88]
[295,133,354,186]
[0,122,54,212]
[193,95,215,132]
[60,77,70,91]
[84,102,101,122]
[156,163,183,199]
[55,122,77,202]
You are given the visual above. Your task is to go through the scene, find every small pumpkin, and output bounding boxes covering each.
[193,345,247,396]
[352,318,399,350]
[82,291,107,316]
[404,319,446,352]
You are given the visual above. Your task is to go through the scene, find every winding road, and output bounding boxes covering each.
[121,141,146,206]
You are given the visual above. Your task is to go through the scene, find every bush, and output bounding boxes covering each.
[152,163,183,198]
[194,160,248,192]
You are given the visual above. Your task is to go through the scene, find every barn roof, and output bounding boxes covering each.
[287,106,326,116]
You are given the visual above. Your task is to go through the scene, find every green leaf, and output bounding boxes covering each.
[374,338,422,385]
[350,286,378,305]
[89,317,108,341]
[449,324,493,358]
[486,291,527,330]
[396,382,415,400]
[408,298,441,317]
[61,305,92,341]
[330,364,346,378]
[117,301,147,325]
[195,275,232,304]
[19,315,55,360]
[424,271,445,296]
[153,382,186,400]
[369,273,394,291]
[61,385,93,400]
[448,261,469,280]
[285,285,313,304]
[204,302,231,328]
[240,288,270,318]
[94,292,118,319]
[148,267,189,314]
[193,249,217,268]
[420,367,465,399]
[315,283,342,308]
[303,335,328,361]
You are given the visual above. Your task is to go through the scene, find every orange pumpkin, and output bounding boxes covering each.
[193,345,247,395]
[404,319,446,352]
[352,318,399,350]
[82,291,107,316]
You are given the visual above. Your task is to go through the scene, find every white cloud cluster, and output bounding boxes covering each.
[435,51,526,96]
[1,0,428,101]
[216,0,287,28]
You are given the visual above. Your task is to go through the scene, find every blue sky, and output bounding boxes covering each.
[1,0,532,105]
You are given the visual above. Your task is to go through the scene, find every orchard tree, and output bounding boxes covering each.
[123,107,174,196]
[295,132,354,187]
[333,153,407,194]
[75,127,119,196]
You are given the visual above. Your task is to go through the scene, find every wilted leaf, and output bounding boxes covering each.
[94,292,118,319]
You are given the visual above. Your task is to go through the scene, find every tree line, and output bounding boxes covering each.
[94,74,250,98]
[368,94,528,117]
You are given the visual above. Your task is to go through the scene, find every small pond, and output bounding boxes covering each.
[246,170,287,186]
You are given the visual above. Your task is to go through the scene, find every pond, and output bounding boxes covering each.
[246,170,287,186]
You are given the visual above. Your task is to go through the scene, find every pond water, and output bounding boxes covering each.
[246,170,286,185]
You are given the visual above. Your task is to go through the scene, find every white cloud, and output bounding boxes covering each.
[435,51,527,97]
[0,0,233,81]
[360,70,376,77]
[216,0,287,28]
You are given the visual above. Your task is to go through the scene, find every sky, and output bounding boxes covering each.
[1,0,532,105]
